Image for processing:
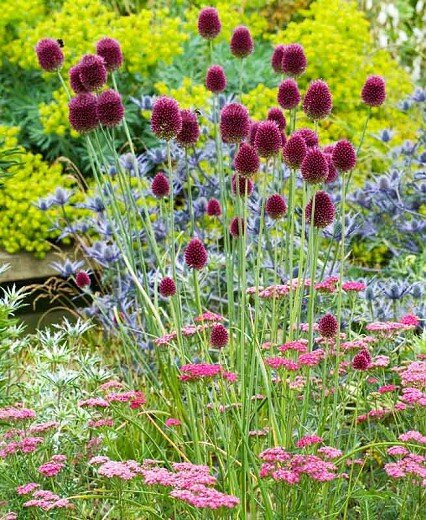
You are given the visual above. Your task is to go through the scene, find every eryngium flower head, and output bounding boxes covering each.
[332,140,356,172]
[207,198,222,216]
[151,96,182,141]
[283,134,307,168]
[271,45,285,73]
[185,238,208,270]
[176,109,200,147]
[266,194,287,219]
[229,216,245,237]
[230,26,254,58]
[69,93,99,133]
[232,173,254,197]
[248,121,259,146]
[206,65,227,93]
[278,78,301,110]
[69,63,87,94]
[234,142,259,177]
[198,7,221,40]
[352,349,371,370]
[361,75,386,106]
[303,80,333,120]
[210,324,229,348]
[151,172,170,198]
[318,313,338,338]
[35,38,64,72]
[305,191,336,228]
[159,276,176,297]
[220,103,250,143]
[293,127,318,148]
[254,120,282,158]
[79,54,108,91]
[301,148,328,184]
[97,89,124,127]
[281,43,307,76]
[96,37,123,71]
[76,270,91,288]
[267,107,286,131]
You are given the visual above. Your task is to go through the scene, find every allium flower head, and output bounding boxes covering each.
[281,44,307,76]
[352,349,371,371]
[159,277,176,298]
[176,109,200,147]
[305,191,336,228]
[69,93,99,133]
[231,174,253,197]
[35,38,64,72]
[254,120,282,158]
[234,143,259,177]
[206,65,227,94]
[361,75,386,106]
[229,217,245,237]
[303,80,333,120]
[97,89,124,127]
[185,238,208,270]
[278,78,301,110]
[79,54,107,91]
[151,97,182,141]
[207,198,222,216]
[248,121,259,146]
[266,194,287,219]
[230,26,254,58]
[294,128,318,148]
[267,107,286,131]
[283,134,307,168]
[332,140,356,172]
[271,45,285,73]
[151,172,170,198]
[210,324,229,348]
[69,63,87,94]
[198,7,221,40]
[75,271,91,288]
[318,313,338,338]
[96,37,123,71]
[301,148,328,184]
[220,103,250,143]
[324,153,338,183]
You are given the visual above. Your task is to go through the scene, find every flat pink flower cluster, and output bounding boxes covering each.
[296,435,323,448]
[194,311,225,323]
[356,403,407,424]
[259,446,341,484]
[378,384,398,394]
[399,430,426,444]
[170,484,240,509]
[99,380,123,391]
[16,482,40,495]
[400,387,426,406]
[88,417,114,428]
[341,336,377,352]
[23,489,73,511]
[165,418,181,427]
[342,281,366,292]
[366,321,416,337]
[384,453,425,486]
[38,454,66,477]
[28,421,59,434]
[266,348,325,372]
[78,397,109,408]
[0,406,36,421]
[398,360,426,387]
[0,436,44,459]
[278,340,308,353]
[179,363,232,382]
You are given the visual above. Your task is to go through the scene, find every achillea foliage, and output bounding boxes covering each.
[96,37,123,71]
[230,26,254,58]
[254,120,282,158]
[35,38,64,72]
[266,194,287,220]
[159,277,176,298]
[303,80,333,120]
[176,109,200,147]
[184,238,208,270]
[96,89,124,127]
[278,78,301,110]
[361,75,386,106]
[234,143,259,177]
[281,43,307,77]
[151,97,182,141]
[283,134,307,168]
[332,140,356,172]
[198,7,221,40]
[68,93,99,133]
[301,148,328,184]
[220,103,250,143]
[151,172,170,198]
[79,54,108,91]
[305,191,336,228]
[206,65,227,94]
